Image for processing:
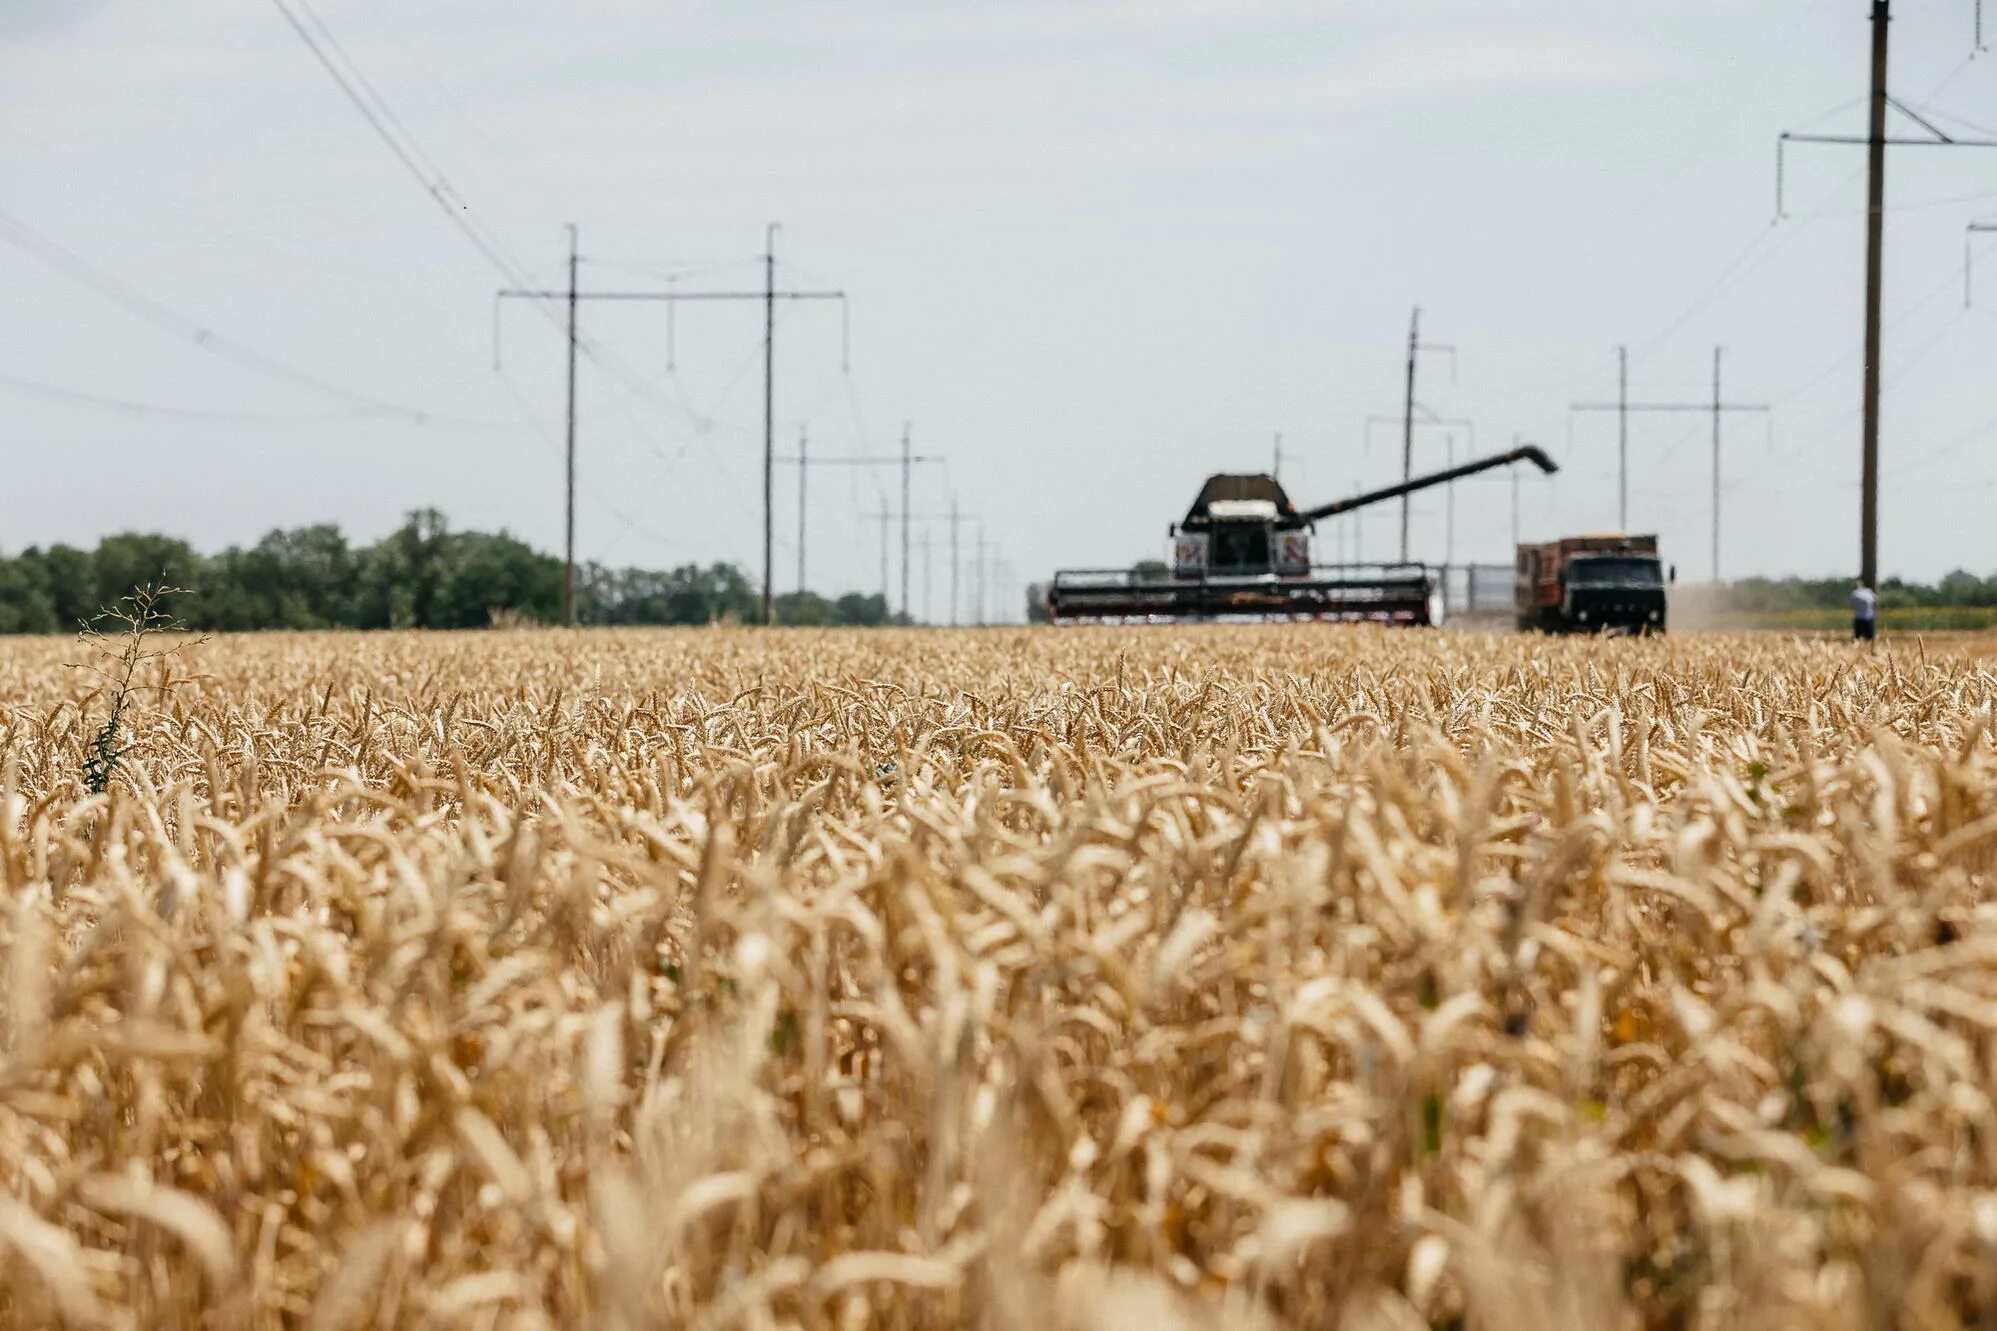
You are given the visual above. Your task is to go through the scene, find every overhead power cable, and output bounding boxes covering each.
[273,0,778,531]
[0,205,499,426]
[270,0,541,296]
[492,363,707,560]
[0,366,500,428]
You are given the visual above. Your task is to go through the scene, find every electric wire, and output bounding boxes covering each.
[0,204,504,426]
[0,365,517,430]
[1489,0,1836,320]
[354,0,512,159]
[273,0,754,521]
[493,363,700,559]
[271,0,542,298]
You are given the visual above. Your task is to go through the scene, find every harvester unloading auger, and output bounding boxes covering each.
[1045,444,1560,625]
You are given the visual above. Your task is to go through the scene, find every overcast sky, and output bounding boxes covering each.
[3,0,1995,612]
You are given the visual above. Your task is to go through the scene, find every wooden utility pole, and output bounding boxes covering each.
[1967,221,1997,305]
[1567,345,1633,534]
[1860,0,1889,592]
[1351,479,1362,566]
[763,226,778,627]
[918,529,933,625]
[1367,409,1469,564]
[1510,437,1521,550]
[900,425,913,621]
[1443,430,1457,567]
[1712,348,1725,581]
[794,426,807,597]
[866,504,891,605]
[1397,308,1456,562]
[1399,309,1418,563]
[562,224,579,626]
[1775,1,1997,588]
[1617,346,1628,531]
[976,523,990,627]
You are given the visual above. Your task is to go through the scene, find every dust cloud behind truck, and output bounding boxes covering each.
[1515,535,1671,634]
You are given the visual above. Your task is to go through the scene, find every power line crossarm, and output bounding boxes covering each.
[497,290,844,302]
[1572,403,1772,413]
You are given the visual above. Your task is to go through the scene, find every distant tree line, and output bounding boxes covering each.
[1689,572,1997,614]
[0,509,902,634]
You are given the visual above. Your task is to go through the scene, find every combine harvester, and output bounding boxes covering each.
[1046,444,1559,625]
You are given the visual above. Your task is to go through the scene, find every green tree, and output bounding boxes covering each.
[29,545,103,631]
[775,591,835,626]
[832,592,890,626]
[90,534,205,621]
[434,529,562,627]
[0,559,58,634]
[354,509,450,628]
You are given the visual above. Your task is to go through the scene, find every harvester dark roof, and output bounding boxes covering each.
[1181,473,1299,528]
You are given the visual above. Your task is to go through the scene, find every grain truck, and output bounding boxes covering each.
[1515,534,1671,634]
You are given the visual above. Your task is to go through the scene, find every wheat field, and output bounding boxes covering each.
[1,624,1995,1330]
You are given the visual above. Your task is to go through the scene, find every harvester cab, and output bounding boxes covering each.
[1046,444,1559,625]
[1170,475,1312,579]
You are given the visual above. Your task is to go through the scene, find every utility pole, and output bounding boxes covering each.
[1859,0,1888,593]
[774,440,939,621]
[497,225,847,628]
[1272,431,1283,480]
[1572,349,1768,581]
[1367,408,1467,564]
[1352,480,1362,566]
[1775,0,1997,589]
[1967,220,1997,305]
[949,496,962,627]
[995,556,1014,626]
[1400,310,1418,563]
[1510,441,1521,549]
[1617,346,1629,531]
[1845,1,1888,594]
[1566,346,1632,533]
[794,426,807,597]
[1444,430,1457,568]
[900,424,913,622]
[1397,307,1456,562]
[918,529,933,625]
[1712,348,1724,582]
[763,226,777,627]
[563,224,579,627]
[974,522,988,626]
[866,504,892,606]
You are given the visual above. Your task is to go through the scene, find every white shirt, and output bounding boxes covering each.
[1851,586,1877,619]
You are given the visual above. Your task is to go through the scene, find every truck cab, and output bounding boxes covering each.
[1560,552,1667,632]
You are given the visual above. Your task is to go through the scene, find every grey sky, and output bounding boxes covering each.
[3,0,1994,609]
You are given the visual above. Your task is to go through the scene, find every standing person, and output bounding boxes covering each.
[1851,581,1878,643]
